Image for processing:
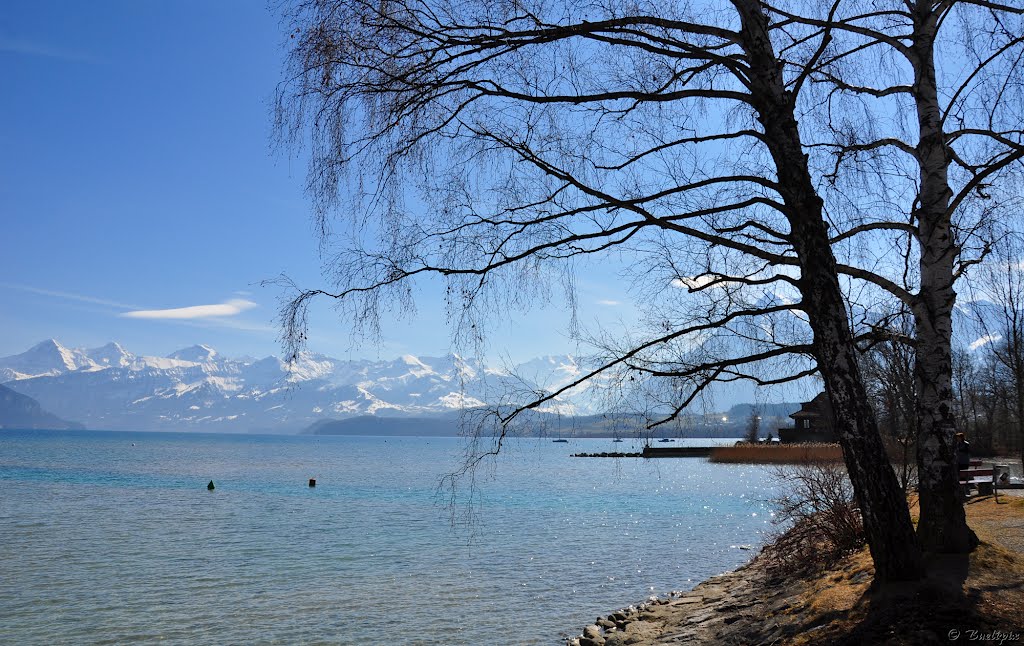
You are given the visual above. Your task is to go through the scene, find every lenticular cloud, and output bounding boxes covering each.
[122,299,256,320]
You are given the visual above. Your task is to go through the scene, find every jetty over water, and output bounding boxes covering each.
[572,446,715,458]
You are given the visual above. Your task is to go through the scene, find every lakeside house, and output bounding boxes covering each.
[778,393,838,443]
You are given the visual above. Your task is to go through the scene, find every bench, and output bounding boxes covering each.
[959,465,1005,496]
[959,468,993,482]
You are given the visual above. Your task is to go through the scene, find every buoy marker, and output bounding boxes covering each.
[308,478,316,487]
[207,480,215,491]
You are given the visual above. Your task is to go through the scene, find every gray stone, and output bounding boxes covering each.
[715,601,755,613]
[612,620,660,644]
[583,625,602,640]
[767,599,791,614]
[683,608,719,625]
[603,633,635,646]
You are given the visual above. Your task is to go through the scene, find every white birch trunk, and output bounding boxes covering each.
[908,2,977,553]
[735,0,924,582]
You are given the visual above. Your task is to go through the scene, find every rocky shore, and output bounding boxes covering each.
[565,556,830,646]
[567,494,1024,645]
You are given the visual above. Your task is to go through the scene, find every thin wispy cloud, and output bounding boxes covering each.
[177,317,277,334]
[0,37,99,63]
[596,299,622,306]
[0,282,139,309]
[122,299,258,320]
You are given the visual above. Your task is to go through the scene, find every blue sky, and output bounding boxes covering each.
[0,0,638,363]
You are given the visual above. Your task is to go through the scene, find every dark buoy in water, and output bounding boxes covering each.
[207,480,215,491]
[308,478,316,487]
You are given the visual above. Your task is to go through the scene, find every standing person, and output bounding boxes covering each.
[955,432,971,499]
[956,433,971,471]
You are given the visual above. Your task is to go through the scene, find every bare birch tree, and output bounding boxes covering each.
[274,0,925,580]
[773,0,1024,552]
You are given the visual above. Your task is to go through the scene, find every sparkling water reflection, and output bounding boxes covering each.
[0,431,780,644]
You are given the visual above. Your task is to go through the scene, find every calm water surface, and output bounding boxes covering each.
[0,430,780,644]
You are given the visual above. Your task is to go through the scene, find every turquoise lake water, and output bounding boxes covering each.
[0,430,781,644]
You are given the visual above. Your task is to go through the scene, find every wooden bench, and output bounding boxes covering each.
[959,465,995,496]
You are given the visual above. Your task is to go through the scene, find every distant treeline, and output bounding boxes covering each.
[304,404,802,438]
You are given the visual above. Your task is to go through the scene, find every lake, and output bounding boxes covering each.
[0,430,780,644]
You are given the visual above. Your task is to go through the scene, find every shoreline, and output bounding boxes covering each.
[565,556,802,646]
[567,491,1024,646]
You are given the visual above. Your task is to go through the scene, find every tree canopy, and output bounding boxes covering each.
[274,0,1024,580]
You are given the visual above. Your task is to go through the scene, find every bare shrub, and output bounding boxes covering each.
[759,461,865,580]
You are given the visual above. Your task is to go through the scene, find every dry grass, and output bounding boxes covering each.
[709,442,844,464]
[782,494,1024,645]
[578,494,1024,645]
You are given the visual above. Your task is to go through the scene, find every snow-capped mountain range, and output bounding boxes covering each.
[0,339,587,433]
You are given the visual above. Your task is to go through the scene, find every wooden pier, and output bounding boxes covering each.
[641,445,715,458]
[572,446,715,458]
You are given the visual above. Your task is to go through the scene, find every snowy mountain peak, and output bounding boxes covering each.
[32,338,74,362]
[167,344,218,363]
[0,339,601,432]
[2,338,84,376]
[87,342,133,367]
[399,354,436,377]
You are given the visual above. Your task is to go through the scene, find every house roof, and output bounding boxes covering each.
[789,392,829,420]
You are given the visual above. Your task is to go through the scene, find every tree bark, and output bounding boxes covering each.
[734,0,924,582]
[907,2,977,553]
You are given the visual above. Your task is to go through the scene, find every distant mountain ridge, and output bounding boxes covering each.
[302,410,775,438]
[0,383,82,430]
[0,339,589,433]
[305,414,462,436]
[1,339,813,435]
[726,402,801,420]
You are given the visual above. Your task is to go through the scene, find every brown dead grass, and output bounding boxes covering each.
[782,494,1024,645]
[709,442,844,463]
[575,495,1024,646]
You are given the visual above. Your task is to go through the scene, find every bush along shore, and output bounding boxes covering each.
[566,493,1024,645]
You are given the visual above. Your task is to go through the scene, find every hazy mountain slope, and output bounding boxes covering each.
[0,383,83,430]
